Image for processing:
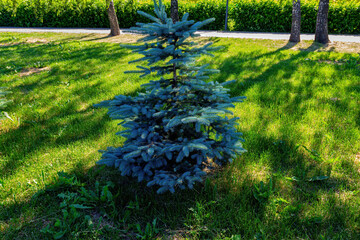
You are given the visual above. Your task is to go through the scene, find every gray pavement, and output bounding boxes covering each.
[1,27,360,43]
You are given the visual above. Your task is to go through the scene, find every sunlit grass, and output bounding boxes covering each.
[0,32,360,239]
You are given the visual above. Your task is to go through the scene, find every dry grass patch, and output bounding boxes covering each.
[55,33,143,44]
[261,39,360,53]
[19,66,51,77]
[26,38,49,44]
[296,41,360,53]
[0,42,22,47]
[356,153,360,173]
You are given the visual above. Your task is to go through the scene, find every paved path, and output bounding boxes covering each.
[1,27,360,43]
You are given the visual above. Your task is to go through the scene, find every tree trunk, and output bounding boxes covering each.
[225,0,229,30]
[315,0,330,44]
[107,0,120,36]
[289,0,301,42]
[171,0,179,23]
[171,0,179,85]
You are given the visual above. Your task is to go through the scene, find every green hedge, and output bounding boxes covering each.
[231,0,360,33]
[0,0,359,34]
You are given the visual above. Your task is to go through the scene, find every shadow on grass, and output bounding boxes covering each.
[2,159,358,239]
[56,33,112,42]
[0,108,106,178]
[215,40,359,153]
[1,100,355,239]
[1,39,360,239]
[0,165,213,239]
[1,42,131,75]
[215,41,320,93]
[0,42,141,179]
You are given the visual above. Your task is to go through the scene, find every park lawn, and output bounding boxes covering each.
[0,32,360,239]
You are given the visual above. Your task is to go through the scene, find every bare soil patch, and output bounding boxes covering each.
[19,67,51,77]
[0,42,22,47]
[262,40,360,53]
[56,33,143,44]
[356,153,360,173]
[296,41,360,53]
[0,38,48,47]
[26,38,49,44]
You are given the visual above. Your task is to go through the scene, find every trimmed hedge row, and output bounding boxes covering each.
[0,0,359,34]
[232,0,360,33]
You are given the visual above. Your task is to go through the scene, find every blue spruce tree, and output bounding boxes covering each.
[96,0,246,194]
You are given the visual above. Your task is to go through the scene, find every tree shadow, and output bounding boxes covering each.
[0,165,212,239]
[1,39,359,239]
[217,41,320,93]
[56,33,110,42]
[0,42,143,181]
[205,40,360,238]
[1,136,357,239]
[0,107,105,178]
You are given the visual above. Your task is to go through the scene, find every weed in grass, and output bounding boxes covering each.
[40,178,121,239]
[41,205,95,239]
[254,229,267,240]
[287,145,332,182]
[0,87,12,121]
[134,218,160,240]
[345,55,360,68]
[253,178,273,204]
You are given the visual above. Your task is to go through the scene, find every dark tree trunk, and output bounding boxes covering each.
[289,0,301,42]
[108,0,120,36]
[225,0,229,30]
[315,0,330,44]
[171,0,179,84]
[171,0,179,23]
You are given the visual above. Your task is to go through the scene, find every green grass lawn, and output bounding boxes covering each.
[0,32,360,239]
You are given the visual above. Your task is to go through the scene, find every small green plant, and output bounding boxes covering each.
[32,172,84,201]
[52,171,84,190]
[31,61,46,68]
[345,55,359,68]
[285,175,329,182]
[287,146,331,182]
[188,201,215,226]
[79,181,117,217]
[203,178,218,199]
[185,200,216,238]
[120,195,141,224]
[230,235,242,240]
[134,218,159,240]
[254,229,267,240]
[253,178,273,204]
[280,204,301,220]
[299,145,323,162]
[0,87,11,120]
[41,180,117,239]
[41,193,93,239]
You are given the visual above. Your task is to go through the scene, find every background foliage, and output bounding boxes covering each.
[0,0,359,33]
